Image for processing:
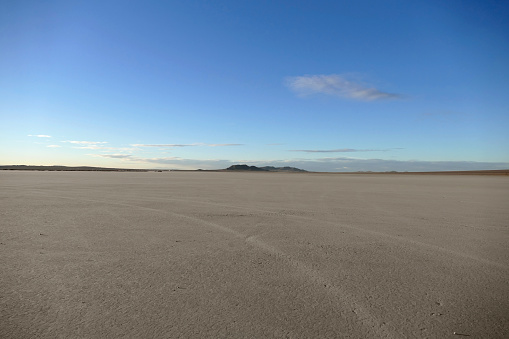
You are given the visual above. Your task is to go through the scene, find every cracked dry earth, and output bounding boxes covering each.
[1,171,508,338]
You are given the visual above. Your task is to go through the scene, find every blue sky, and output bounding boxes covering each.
[1,0,508,171]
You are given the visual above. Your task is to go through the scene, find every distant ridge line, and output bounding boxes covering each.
[0,165,150,172]
[1,165,507,175]
[225,164,307,172]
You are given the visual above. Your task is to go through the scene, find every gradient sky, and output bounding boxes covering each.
[1,0,508,171]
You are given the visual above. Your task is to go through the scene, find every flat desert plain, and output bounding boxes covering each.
[1,171,508,338]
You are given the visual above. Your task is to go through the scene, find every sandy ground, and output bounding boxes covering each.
[1,171,508,338]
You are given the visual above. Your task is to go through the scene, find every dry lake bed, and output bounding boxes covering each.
[1,171,508,338]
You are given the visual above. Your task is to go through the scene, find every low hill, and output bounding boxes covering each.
[259,166,307,172]
[225,164,267,171]
[225,164,306,172]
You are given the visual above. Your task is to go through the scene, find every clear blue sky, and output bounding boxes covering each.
[1,0,508,171]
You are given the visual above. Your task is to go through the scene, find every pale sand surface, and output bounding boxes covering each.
[1,171,508,338]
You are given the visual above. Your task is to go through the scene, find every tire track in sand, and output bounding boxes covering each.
[78,191,509,272]
[26,190,400,338]
[20,187,509,271]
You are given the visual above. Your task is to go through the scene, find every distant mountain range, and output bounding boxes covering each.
[0,164,307,173]
[2,165,507,175]
[225,164,307,172]
[0,165,149,172]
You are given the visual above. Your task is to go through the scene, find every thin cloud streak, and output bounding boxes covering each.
[131,144,196,147]
[93,154,232,170]
[286,74,401,101]
[94,154,136,159]
[132,143,243,147]
[74,145,136,151]
[62,141,108,145]
[28,134,51,138]
[47,145,61,148]
[290,148,390,153]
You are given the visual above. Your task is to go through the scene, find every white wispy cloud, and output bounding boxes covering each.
[62,140,108,145]
[132,143,244,147]
[286,74,401,101]
[28,134,51,138]
[91,154,235,169]
[289,148,391,153]
[131,144,196,148]
[47,145,61,148]
[74,145,135,151]
[94,154,134,159]
[92,154,233,170]
[95,154,178,161]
